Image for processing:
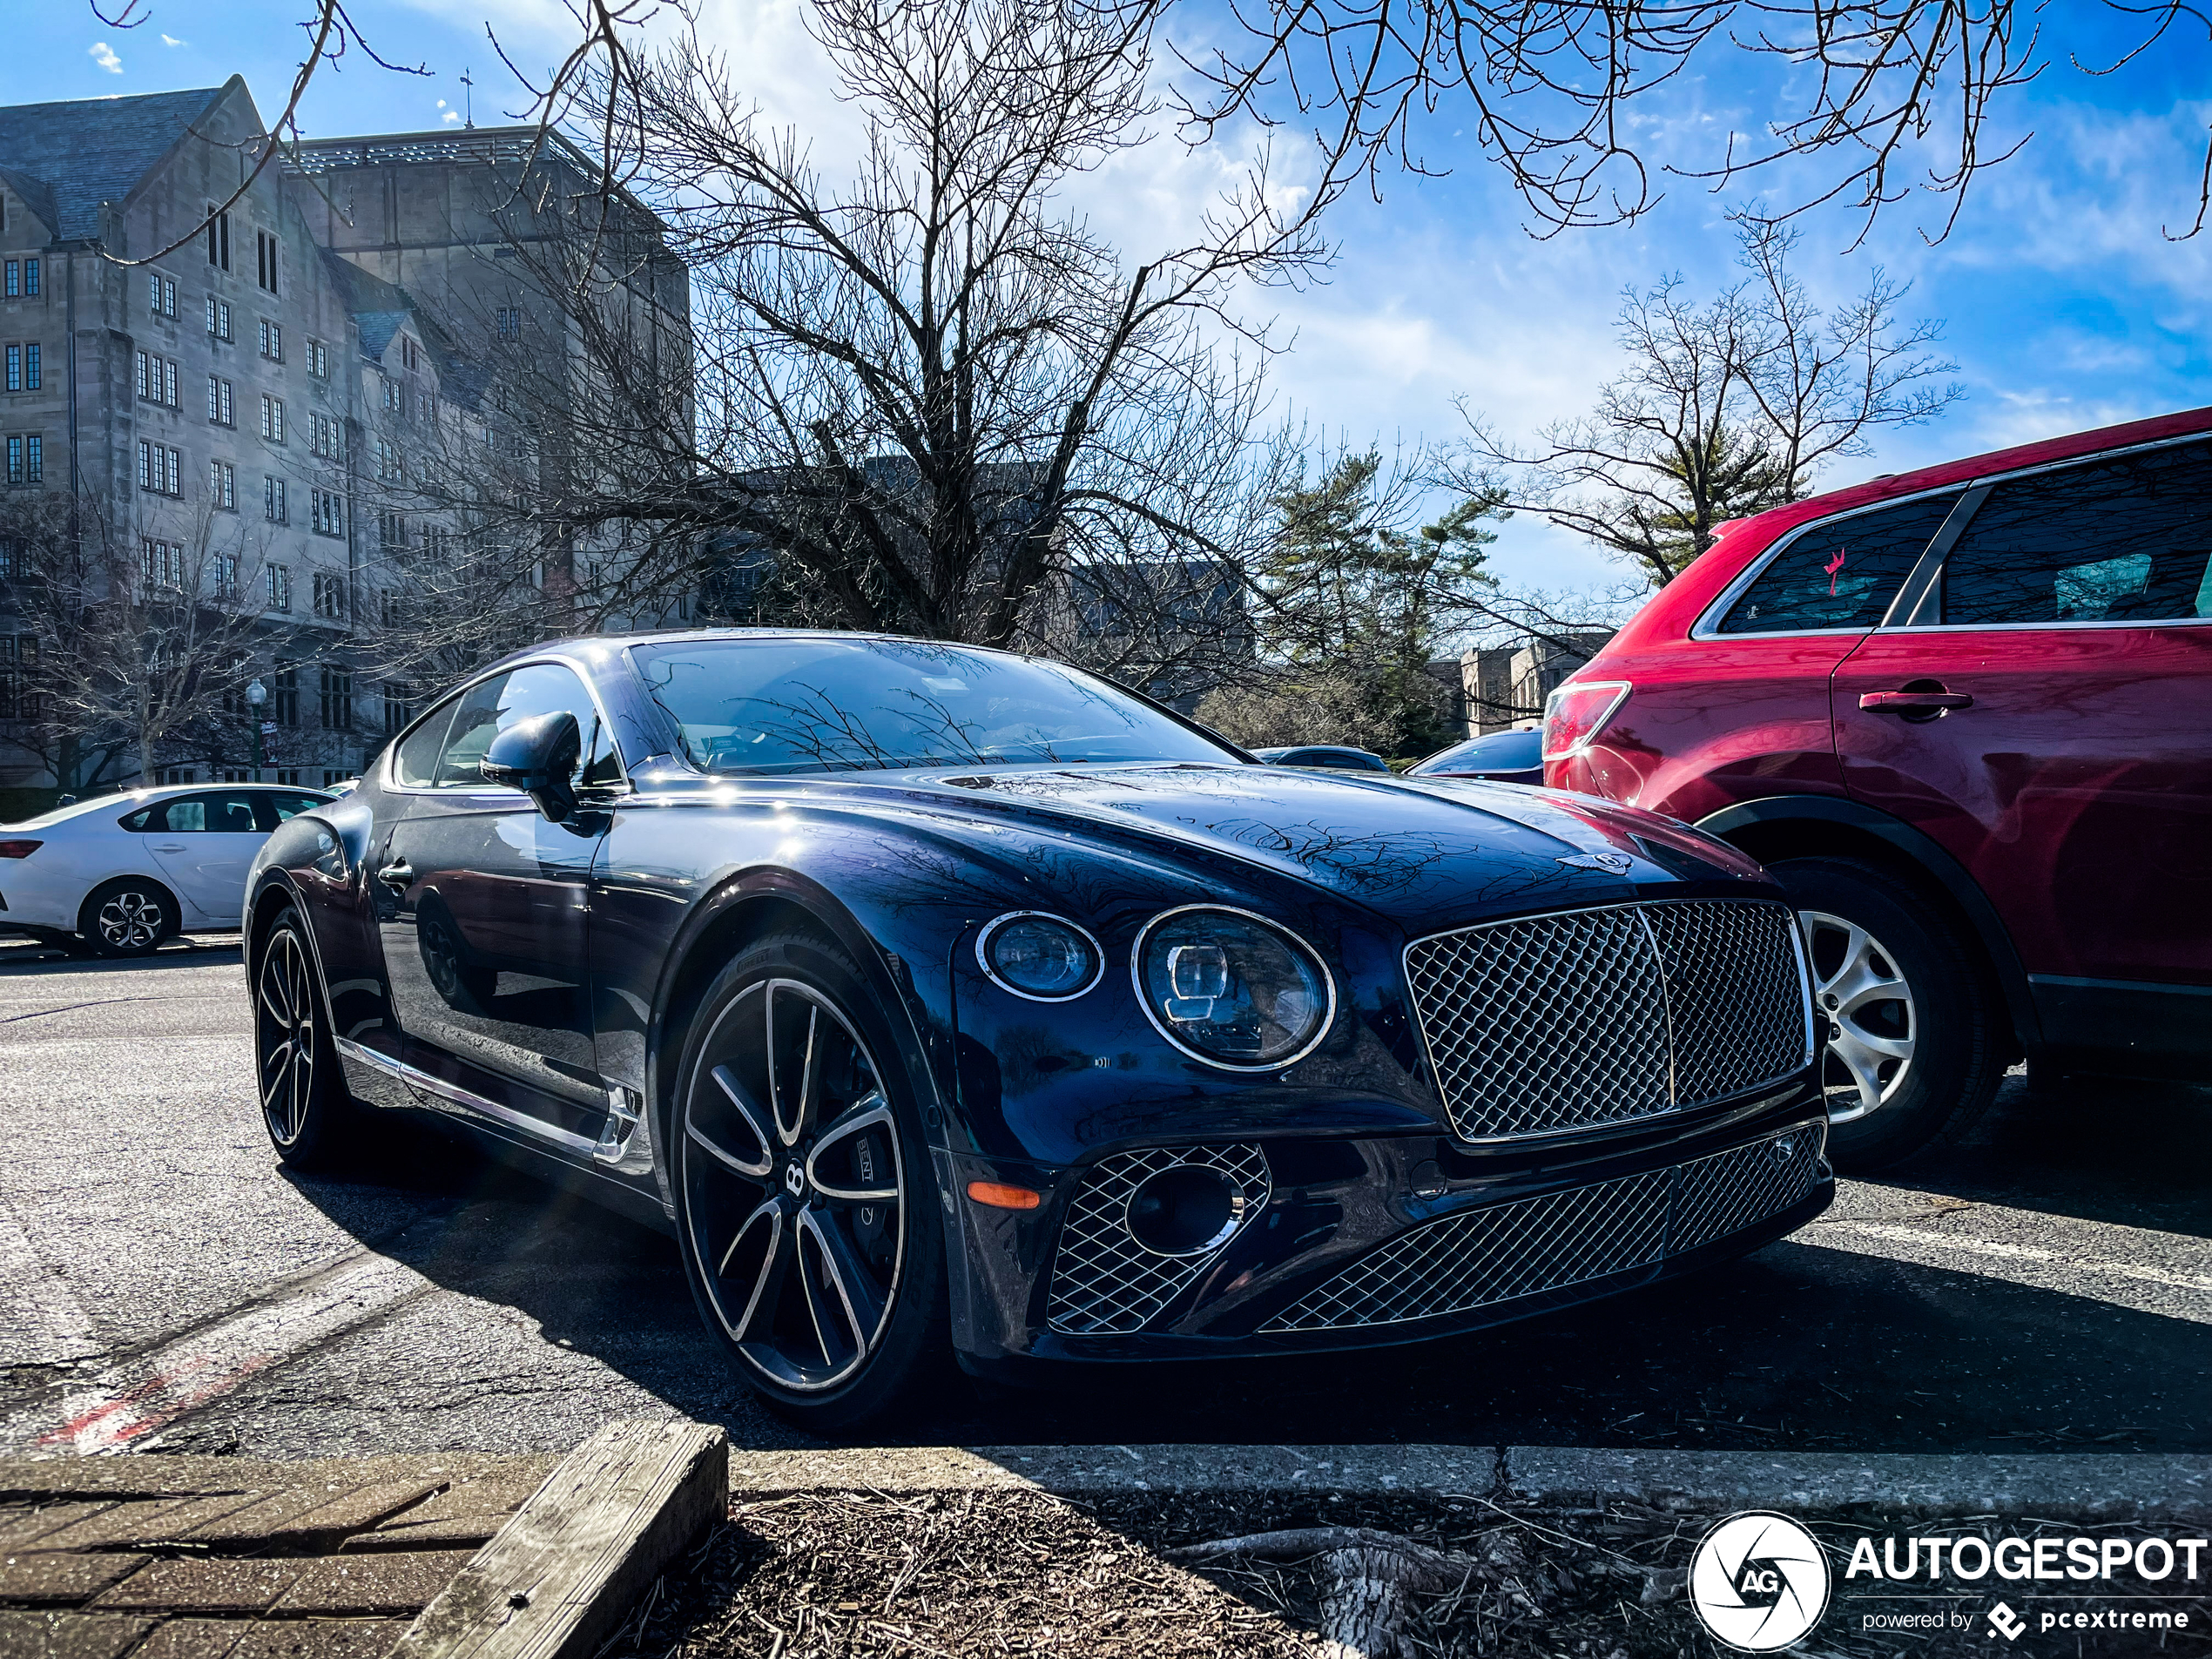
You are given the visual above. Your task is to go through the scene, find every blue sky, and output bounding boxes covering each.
[6,0,2208,593]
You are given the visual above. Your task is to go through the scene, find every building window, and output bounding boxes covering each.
[157,768,197,786]
[380,590,401,628]
[381,376,400,415]
[256,231,279,293]
[311,486,344,537]
[6,435,43,486]
[148,273,177,317]
[313,570,347,620]
[206,296,232,341]
[307,339,328,378]
[259,318,283,361]
[208,374,233,426]
[377,439,402,482]
[319,665,354,729]
[260,395,285,443]
[3,262,14,298]
[310,412,341,458]
[133,351,174,405]
[22,260,35,297]
[266,564,292,615]
[401,337,418,371]
[421,524,452,561]
[138,441,181,495]
[0,634,39,723]
[7,342,42,392]
[0,260,31,298]
[496,307,521,338]
[272,664,299,727]
[381,682,413,732]
[379,510,407,554]
[209,459,235,509]
[264,475,287,523]
[139,537,182,589]
[211,551,239,598]
[274,768,301,786]
[418,391,434,425]
[206,206,231,271]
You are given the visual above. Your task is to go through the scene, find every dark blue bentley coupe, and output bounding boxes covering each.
[245,631,1831,1426]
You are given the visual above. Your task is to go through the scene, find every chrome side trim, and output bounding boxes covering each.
[334,1035,600,1157]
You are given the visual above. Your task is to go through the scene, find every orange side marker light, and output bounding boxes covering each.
[966,1181,1043,1211]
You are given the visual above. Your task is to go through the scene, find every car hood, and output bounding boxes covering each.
[861,761,1767,932]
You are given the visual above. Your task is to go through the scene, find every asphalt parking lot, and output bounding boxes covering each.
[2,935,2207,1462]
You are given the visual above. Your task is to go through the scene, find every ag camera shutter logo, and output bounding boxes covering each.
[1689,1511,1832,1651]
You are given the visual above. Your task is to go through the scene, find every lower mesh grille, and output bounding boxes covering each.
[1261,1125,1822,1333]
[1045,1144,1271,1336]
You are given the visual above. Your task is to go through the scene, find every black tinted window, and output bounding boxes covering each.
[153,792,263,833]
[262,792,326,827]
[1417,730,1542,773]
[1940,441,2212,626]
[632,638,1234,776]
[1719,491,1962,634]
[394,696,458,787]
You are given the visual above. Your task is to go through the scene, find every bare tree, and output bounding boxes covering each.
[475,0,1321,703]
[0,489,272,788]
[1450,219,1962,586]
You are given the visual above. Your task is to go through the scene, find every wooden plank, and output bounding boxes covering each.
[390,1420,726,1659]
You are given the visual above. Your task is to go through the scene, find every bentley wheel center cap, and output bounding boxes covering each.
[784,1161,806,1198]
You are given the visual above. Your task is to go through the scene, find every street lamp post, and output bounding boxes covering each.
[246,678,267,783]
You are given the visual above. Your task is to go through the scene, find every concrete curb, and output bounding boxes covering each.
[728,1444,2212,1521]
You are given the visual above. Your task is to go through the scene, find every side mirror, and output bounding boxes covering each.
[481,710,581,820]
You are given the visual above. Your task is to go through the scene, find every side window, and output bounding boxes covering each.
[119,806,154,832]
[260,792,327,828]
[1718,491,1964,635]
[157,792,262,833]
[433,664,599,788]
[1939,441,2212,626]
[394,694,462,787]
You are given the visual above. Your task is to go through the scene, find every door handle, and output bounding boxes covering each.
[375,860,415,891]
[1859,691,1973,713]
[154,843,186,853]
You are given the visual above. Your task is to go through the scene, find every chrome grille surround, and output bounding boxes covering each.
[1405,900,1812,1142]
[1262,1123,1823,1333]
[1045,1144,1271,1336]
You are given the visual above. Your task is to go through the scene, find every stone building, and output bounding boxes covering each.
[0,79,687,806]
[1455,631,1615,737]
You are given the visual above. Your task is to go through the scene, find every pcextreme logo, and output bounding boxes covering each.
[1689,1511,1833,1651]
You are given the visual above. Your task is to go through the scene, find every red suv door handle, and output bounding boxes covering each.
[1860,691,1973,713]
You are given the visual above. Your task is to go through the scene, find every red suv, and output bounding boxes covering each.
[1544,407,2212,1170]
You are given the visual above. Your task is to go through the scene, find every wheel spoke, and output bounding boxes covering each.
[798,1208,886,1358]
[716,1197,789,1344]
[805,1096,900,1202]
[696,1065,775,1177]
[260,1036,293,1088]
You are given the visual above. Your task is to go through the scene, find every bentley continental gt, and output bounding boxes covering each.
[244,631,1832,1426]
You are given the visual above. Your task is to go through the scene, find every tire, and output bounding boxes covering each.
[253,905,360,1168]
[668,931,948,1430]
[1768,856,2001,1172]
[78,876,178,958]
[416,895,496,1012]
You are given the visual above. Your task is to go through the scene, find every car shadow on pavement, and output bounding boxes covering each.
[1867,1071,2212,1241]
[277,1090,2212,1458]
[0,935,241,975]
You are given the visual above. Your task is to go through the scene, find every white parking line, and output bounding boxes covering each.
[1,1251,432,1453]
[0,1203,101,1369]
[1801,1209,2212,1323]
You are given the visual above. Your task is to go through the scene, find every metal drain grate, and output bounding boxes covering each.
[1045,1144,1272,1336]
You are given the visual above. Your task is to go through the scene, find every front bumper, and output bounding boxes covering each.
[943,1082,1831,1365]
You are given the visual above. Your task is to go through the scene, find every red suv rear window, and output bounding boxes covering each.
[1716,490,1963,635]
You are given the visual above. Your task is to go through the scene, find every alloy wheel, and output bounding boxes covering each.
[681,977,906,1393]
[1799,909,1917,1123]
[256,928,319,1145]
[97,887,165,951]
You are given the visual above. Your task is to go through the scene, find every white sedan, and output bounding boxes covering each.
[0,784,335,956]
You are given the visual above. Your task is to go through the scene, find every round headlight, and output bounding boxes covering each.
[979,913,1103,1001]
[1136,907,1332,1069]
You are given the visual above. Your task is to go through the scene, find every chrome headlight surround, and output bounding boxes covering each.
[976,911,1107,1002]
[1132,904,1336,1071]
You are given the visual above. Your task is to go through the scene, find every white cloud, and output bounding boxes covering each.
[160,33,185,47]
[88,41,122,74]
[443,111,462,124]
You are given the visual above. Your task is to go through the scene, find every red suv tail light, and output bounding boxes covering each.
[0,840,43,859]
[1541,681,1630,760]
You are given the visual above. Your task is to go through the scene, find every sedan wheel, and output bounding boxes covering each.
[80,879,172,957]
[671,934,947,1426]
[253,907,360,1167]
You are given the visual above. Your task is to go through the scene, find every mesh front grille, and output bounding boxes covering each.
[1045,1144,1271,1336]
[1406,900,1808,1141]
[1263,1124,1823,1333]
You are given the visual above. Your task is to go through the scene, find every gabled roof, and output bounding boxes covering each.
[316,246,491,410]
[0,83,232,242]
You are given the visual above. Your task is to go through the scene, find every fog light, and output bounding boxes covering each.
[1123,1163,1245,1257]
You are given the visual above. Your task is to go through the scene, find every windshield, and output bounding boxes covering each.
[631,637,1240,777]
[1414,730,1541,772]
